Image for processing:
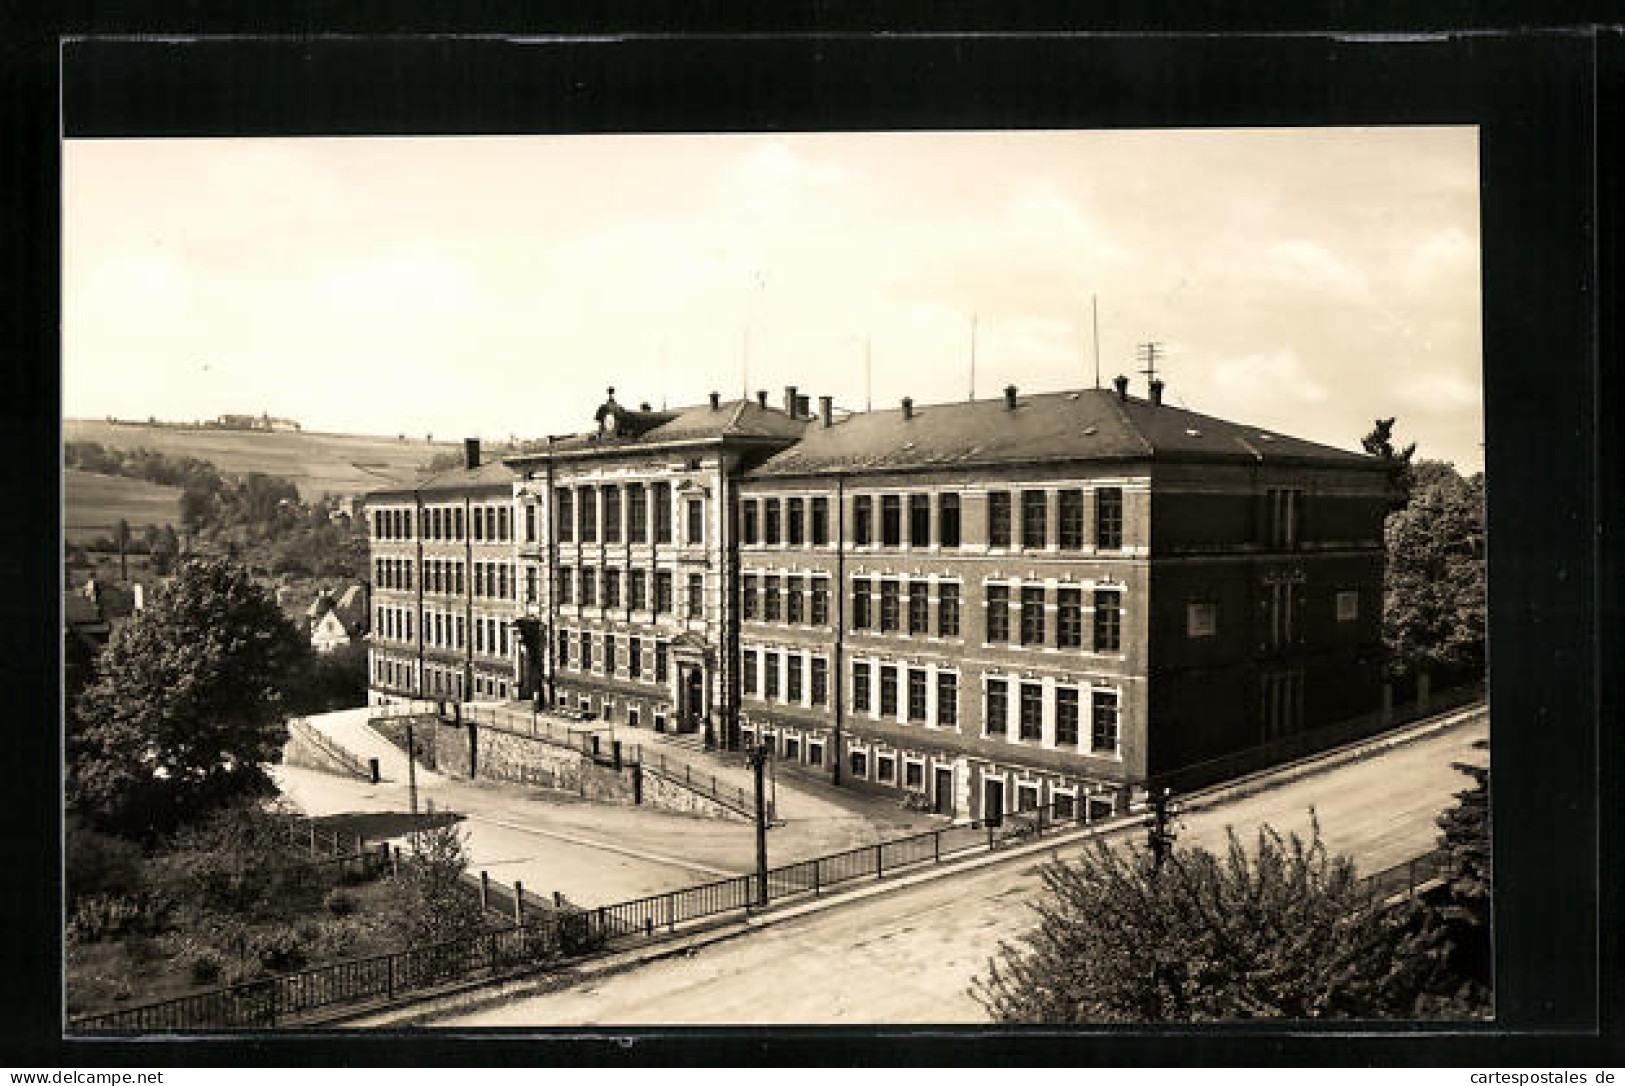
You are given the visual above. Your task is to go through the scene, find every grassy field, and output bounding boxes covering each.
[63,419,459,502]
[63,469,183,540]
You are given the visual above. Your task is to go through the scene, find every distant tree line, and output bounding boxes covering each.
[65,441,367,581]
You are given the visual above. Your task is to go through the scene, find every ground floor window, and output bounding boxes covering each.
[1088,796,1115,821]
[904,759,924,790]
[849,750,868,778]
[876,754,896,784]
[808,742,824,767]
[785,736,801,762]
[1016,783,1040,811]
[629,708,641,729]
[1053,791,1077,820]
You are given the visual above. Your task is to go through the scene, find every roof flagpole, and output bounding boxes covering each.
[741,323,750,399]
[969,313,978,402]
[1092,295,1102,390]
[864,334,872,413]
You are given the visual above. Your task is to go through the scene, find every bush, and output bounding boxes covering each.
[64,820,145,904]
[185,948,229,987]
[246,926,307,973]
[66,894,149,945]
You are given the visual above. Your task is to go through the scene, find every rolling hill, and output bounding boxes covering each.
[62,420,460,502]
[63,469,184,541]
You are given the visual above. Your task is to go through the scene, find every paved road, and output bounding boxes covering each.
[439,711,1489,1026]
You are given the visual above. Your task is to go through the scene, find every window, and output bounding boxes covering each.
[526,502,537,542]
[811,657,828,706]
[687,573,704,617]
[763,652,780,699]
[763,576,781,621]
[1020,586,1046,645]
[785,737,800,761]
[602,568,621,608]
[1094,590,1122,652]
[557,490,573,542]
[879,665,898,717]
[557,565,573,605]
[629,570,647,611]
[881,495,902,546]
[1058,588,1083,648]
[852,662,871,712]
[579,487,597,542]
[579,631,593,670]
[876,755,896,784]
[743,500,759,545]
[655,641,669,683]
[579,567,596,607]
[853,496,872,545]
[786,576,804,624]
[654,570,673,614]
[526,566,538,604]
[1096,488,1123,550]
[473,507,485,541]
[629,637,642,679]
[557,629,571,667]
[742,649,757,695]
[936,672,958,727]
[988,491,1012,548]
[905,760,924,790]
[986,679,1008,736]
[498,506,510,541]
[1021,490,1048,549]
[687,500,704,546]
[1336,590,1359,622]
[1266,488,1303,549]
[1019,683,1043,741]
[653,482,672,543]
[986,585,1010,643]
[763,498,781,545]
[1261,669,1304,740]
[786,655,803,703]
[939,493,960,548]
[907,669,927,722]
[628,485,647,543]
[1091,690,1120,753]
[788,498,804,545]
[909,494,930,546]
[808,742,823,768]
[852,578,871,630]
[743,575,759,620]
[903,582,929,630]
[603,634,617,677]
[1056,688,1080,746]
[811,497,829,545]
[937,583,960,637]
[1053,792,1076,820]
[811,577,829,626]
[879,580,900,632]
[1187,600,1218,637]
[849,750,868,778]
[1017,784,1040,812]
[1059,490,1084,549]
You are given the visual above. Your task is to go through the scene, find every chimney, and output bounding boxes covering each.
[819,395,834,428]
[1113,374,1129,402]
[783,385,799,416]
[901,396,914,420]
[795,393,810,418]
[640,402,651,412]
[709,391,720,410]
[756,389,768,408]
[463,437,481,469]
[1149,378,1164,406]
[1004,384,1018,410]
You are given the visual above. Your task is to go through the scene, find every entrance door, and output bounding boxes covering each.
[682,668,705,733]
[983,778,1004,826]
[934,767,954,816]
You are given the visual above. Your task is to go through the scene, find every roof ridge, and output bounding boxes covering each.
[1099,387,1156,455]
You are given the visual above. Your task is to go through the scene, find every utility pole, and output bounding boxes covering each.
[748,743,769,906]
[1146,786,1177,874]
[406,718,420,816]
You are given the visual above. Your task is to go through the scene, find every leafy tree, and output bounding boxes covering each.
[68,557,311,839]
[1410,740,1492,1016]
[972,819,1444,1022]
[393,822,484,950]
[1382,459,1486,684]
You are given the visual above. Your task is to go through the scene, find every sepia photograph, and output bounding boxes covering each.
[59,125,1495,1032]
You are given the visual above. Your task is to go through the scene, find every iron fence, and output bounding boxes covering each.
[1362,849,1447,902]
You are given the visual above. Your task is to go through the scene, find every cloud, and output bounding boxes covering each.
[315,250,478,317]
[1261,239,1370,297]
[1392,369,1482,412]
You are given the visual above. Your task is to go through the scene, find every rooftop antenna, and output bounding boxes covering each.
[741,323,750,399]
[864,335,873,413]
[968,313,978,402]
[1092,295,1102,390]
[659,335,668,410]
[1136,341,1164,389]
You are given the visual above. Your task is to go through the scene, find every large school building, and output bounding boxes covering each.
[364,377,1393,820]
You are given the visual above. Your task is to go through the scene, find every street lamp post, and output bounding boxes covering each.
[747,743,769,907]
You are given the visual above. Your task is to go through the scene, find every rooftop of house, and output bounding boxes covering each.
[531,390,809,457]
[747,384,1384,478]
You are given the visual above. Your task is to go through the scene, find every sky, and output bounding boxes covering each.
[63,129,1483,471]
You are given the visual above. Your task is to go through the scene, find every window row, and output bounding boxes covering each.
[742,573,831,626]
[555,566,705,616]
[375,605,413,643]
[472,614,513,658]
[986,487,1123,551]
[983,679,1120,754]
[740,648,830,708]
[850,578,960,638]
[373,655,414,689]
[741,496,831,546]
[850,662,959,728]
[556,629,671,684]
[372,508,415,540]
[471,560,515,601]
[371,502,513,544]
[555,482,702,546]
[984,584,1122,652]
[375,556,413,591]
[421,558,464,597]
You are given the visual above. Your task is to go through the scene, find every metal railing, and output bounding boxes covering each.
[635,756,764,821]
[286,717,371,780]
[1362,849,1448,902]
